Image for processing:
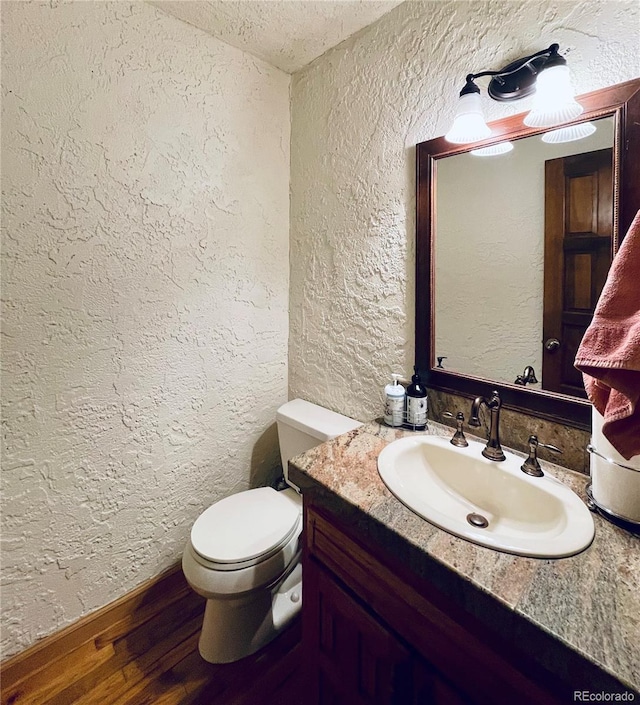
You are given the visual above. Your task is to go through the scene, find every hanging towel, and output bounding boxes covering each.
[575,209,640,460]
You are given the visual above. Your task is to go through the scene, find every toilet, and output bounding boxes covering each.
[182,398,361,663]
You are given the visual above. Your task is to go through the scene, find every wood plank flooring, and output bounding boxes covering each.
[1,564,305,705]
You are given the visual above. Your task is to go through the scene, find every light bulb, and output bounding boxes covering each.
[524,64,583,128]
[541,121,596,144]
[471,141,514,157]
[445,92,491,144]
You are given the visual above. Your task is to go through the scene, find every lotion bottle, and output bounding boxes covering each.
[384,374,405,427]
[405,367,427,430]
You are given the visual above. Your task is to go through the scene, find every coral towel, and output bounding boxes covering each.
[575,209,640,460]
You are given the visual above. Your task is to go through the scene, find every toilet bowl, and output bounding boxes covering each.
[182,486,303,663]
[182,398,361,663]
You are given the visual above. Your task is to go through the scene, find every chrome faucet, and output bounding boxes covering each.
[469,391,506,461]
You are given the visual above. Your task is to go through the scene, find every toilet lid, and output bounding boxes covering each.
[190,487,301,566]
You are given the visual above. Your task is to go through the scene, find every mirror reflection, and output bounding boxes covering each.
[433,115,615,399]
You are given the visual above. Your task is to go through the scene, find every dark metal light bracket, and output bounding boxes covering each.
[488,55,549,101]
[463,43,565,103]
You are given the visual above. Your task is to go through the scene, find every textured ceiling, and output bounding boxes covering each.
[149,1,404,73]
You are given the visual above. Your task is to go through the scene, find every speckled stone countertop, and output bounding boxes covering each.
[289,420,640,695]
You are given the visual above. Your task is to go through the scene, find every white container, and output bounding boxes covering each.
[384,374,405,427]
[590,407,640,524]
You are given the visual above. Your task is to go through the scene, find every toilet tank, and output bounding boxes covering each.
[276,399,362,490]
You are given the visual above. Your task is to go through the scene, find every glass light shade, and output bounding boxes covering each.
[524,64,583,128]
[445,92,491,144]
[471,141,514,157]
[541,121,596,144]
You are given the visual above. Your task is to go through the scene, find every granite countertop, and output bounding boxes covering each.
[289,420,640,694]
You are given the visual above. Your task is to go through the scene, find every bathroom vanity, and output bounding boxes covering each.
[289,421,640,704]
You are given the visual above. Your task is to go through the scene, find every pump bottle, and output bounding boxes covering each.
[384,374,405,427]
[405,367,427,430]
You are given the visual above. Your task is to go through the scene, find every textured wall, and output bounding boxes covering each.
[1,2,289,658]
[290,0,639,422]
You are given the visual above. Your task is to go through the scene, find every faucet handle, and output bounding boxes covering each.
[521,435,562,477]
[443,411,468,447]
[538,439,562,455]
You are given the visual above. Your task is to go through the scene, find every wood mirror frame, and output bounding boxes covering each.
[416,78,640,430]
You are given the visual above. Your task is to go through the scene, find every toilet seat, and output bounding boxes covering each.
[190,487,301,571]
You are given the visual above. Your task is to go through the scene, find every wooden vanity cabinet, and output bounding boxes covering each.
[302,502,566,705]
[306,557,470,705]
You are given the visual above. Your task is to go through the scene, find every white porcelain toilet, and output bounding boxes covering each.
[182,398,361,663]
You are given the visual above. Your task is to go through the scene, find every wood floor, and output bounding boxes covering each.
[188,621,304,705]
[3,616,304,705]
[1,565,305,705]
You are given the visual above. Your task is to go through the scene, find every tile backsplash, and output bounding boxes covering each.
[428,388,590,475]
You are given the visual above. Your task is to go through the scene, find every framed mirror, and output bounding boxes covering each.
[416,78,640,430]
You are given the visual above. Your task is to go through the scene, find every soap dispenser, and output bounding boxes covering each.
[405,367,427,430]
[384,374,405,427]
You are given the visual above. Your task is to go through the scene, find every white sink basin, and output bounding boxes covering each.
[377,435,594,558]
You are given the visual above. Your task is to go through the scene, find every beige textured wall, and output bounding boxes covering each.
[1,2,289,657]
[290,0,639,422]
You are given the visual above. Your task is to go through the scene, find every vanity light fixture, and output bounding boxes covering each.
[445,43,583,144]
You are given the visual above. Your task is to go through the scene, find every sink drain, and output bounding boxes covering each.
[467,512,489,528]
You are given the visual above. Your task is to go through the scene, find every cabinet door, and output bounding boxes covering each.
[412,663,473,705]
[305,558,471,705]
[307,557,411,705]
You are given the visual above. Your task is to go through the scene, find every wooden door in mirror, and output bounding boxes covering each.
[542,148,613,398]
